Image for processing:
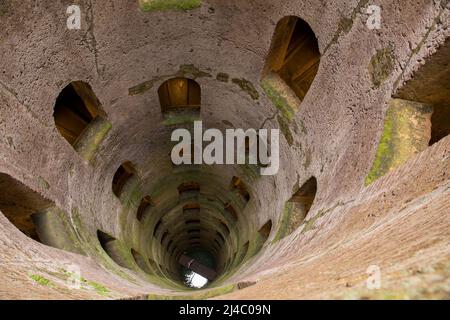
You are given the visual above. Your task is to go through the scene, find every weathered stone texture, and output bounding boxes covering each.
[0,0,448,299]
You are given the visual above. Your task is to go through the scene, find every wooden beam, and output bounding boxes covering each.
[179,254,217,281]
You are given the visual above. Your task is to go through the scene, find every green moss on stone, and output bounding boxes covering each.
[222,120,233,127]
[162,109,200,126]
[232,78,259,100]
[365,99,433,185]
[365,111,394,185]
[33,207,86,255]
[216,72,230,82]
[237,163,260,180]
[139,0,202,12]
[338,16,353,34]
[299,212,323,234]
[86,280,110,296]
[300,202,346,234]
[277,115,294,146]
[129,79,158,95]
[75,118,112,162]
[147,284,236,300]
[0,3,8,16]
[30,274,52,286]
[301,213,320,233]
[177,64,212,79]
[261,75,303,147]
[369,48,395,87]
[38,177,50,190]
[261,77,295,121]
[272,202,293,243]
[247,232,267,258]
[61,270,110,296]
[323,0,370,53]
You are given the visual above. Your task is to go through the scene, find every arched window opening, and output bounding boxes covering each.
[178,181,200,197]
[158,264,165,274]
[158,78,201,126]
[290,177,317,214]
[220,220,230,236]
[131,248,151,274]
[216,231,225,244]
[224,203,238,221]
[167,239,174,249]
[153,220,162,237]
[274,177,317,241]
[231,176,250,203]
[366,40,450,185]
[0,172,53,242]
[395,39,450,146]
[97,230,115,248]
[161,231,169,244]
[186,219,201,225]
[148,258,158,271]
[258,220,272,243]
[231,252,237,265]
[264,17,320,101]
[238,241,249,263]
[97,230,130,269]
[54,81,108,146]
[183,203,200,215]
[112,161,135,198]
[137,196,153,221]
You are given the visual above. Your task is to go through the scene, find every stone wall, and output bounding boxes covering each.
[0,0,448,299]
